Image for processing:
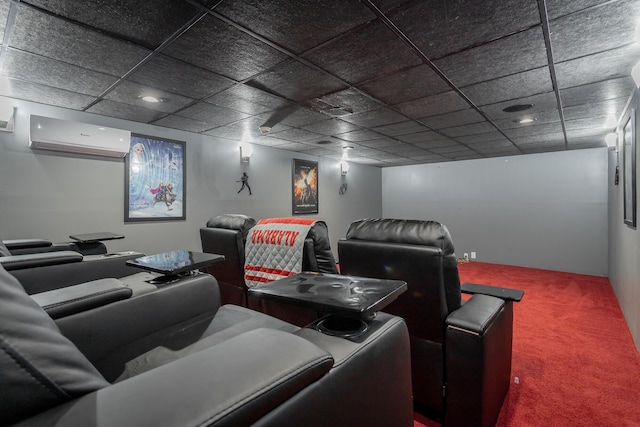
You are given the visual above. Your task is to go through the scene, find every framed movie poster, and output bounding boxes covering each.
[623,110,636,227]
[292,159,318,215]
[125,134,186,222]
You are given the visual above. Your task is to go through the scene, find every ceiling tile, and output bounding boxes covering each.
[25,0,202,50]
[176,102,249,126]
[396,91,470,119]
[86,99,165,122]
[480,92,559,120]
[457,132,511,144]
[550,0,640,62]
[413,139,461,150]
[493,109,562,129]
[203,116,290,140]
[355,139,405,149]
[462,67,553,106]
[390,0,540,59]
[214,0,375,54]
[434,27,548,87]
[504,122,564,139]
[0,78,95,110]
[271,141,315,151]
[335,129,384,142]
[301,119,361,136]
[511,132,565,145]
[104,80,194,113]
[555,44,640,89]
[315,88,381,114]
[430,144,473,154]
[564,116,612,131]
[305,20,421,84]
[266,106,328,127]
[340,107,407,127]
[546,0,611,19]
[560,77,636,107]
[420,109,486,129]
[372,121,430,137]
[520,142,566,153]
[397,131,449,144]
[247,59,347,102]
[3,49,118,96]
[357,64,450,105]
[265,127,322,142]
[467,139,516,151]
[10,6,149,76]
[129,54,234,100]
[151,115,214,133]
[563,97,628,121]
[440,121,496,138]
[0,1,9,44]
[163,14,289,81]
[206,84,293,115]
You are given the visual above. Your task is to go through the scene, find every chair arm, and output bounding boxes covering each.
[19,329,333,427]
[3,238,53,251]
[461,282,524,302]
[31,278,133,319]
[446,293,505,334]
[0,251,83,271]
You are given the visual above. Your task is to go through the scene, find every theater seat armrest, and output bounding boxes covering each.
[0,251,83,271]
[3,238,53,250]
[461,282,524,302]
[31,278,132,319]
[20,329,333,427]
[447,294,505,335]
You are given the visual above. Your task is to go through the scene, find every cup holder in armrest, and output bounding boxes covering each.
[316,315,368,338]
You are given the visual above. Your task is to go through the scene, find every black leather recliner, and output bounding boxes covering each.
[0,262,413,426]
[200,215,339,324]
[338,218,513,427]
[0,239,142,294]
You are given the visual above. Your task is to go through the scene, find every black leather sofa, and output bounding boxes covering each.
[1,263,413,426]
[338,218,514,427]
[0,239,142,294]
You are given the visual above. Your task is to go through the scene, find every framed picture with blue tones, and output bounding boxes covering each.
[125,134,186,222]
[623,110,636,228]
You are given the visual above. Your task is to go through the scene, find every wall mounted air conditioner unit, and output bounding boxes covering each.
[29,115,131,158]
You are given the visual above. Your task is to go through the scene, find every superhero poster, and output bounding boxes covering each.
[124,134,186,222]
[292,159,318,215]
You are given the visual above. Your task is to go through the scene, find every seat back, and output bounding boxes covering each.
[200,214,256,306]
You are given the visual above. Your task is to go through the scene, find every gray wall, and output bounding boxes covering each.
[608,96,640,351]
[382,148,608,276]
[0,98,382,257]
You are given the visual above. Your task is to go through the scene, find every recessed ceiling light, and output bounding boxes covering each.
[503,104,533,113]
[317,140,332,145]
[342,145,354,150]
[141,96,161,103]
[518,118,536,124]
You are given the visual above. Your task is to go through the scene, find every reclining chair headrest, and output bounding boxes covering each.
[345,218,455,255]
[206,214,257,243]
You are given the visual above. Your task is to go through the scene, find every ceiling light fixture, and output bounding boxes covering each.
[141,96,161,103]
[518,118,536,124]
[503,104,534,113]
[605,133,617,148]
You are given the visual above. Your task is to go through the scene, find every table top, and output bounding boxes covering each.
[248,272,407,318]
[126,250,224,275]
[69,232,125,243]
[461,282,524,302]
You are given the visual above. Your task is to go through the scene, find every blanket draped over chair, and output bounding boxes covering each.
[244,217,317,288]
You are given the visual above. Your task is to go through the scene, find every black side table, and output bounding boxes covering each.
[127,250,224,284]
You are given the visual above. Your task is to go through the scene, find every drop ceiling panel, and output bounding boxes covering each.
[562,98,628,121]
[214,0,376,54]
[301,119,361,136]
[462,67,553,106]
[25,0,202,50]
[0,1,9,44]
[480,92,559,120]
[372,121,430,137]
[268,106,328,127]
[440,121,496,138]
[163,14,289,81]
[545,0,611,19]
[176,102,250,126]
[357,64,451,105]
[355,138,404,149]
[129,55,234,100]
[420,109,486,129]
[457,132,512,144]
[10,6,149,76]
[203,116,290,140]
[340,107,407,128]
[559,77,636,107]
[206,84,293,115]
[398,131,451,144]
[3,49,118,96]
[86,99,166,123]
[389,0,540,59]
[493,109,562,129]
[504,122,564,139]
[104,81,194,113]
[550,0,640,63]
[247,59,347,102]
[413,139,462,150]
[304,20,422,85]
[396,91,470,119]
[0,78,95,110]
[151,115,214,133]
[433,27,548,87]
[316,88,381,114]
[261,127,321,142]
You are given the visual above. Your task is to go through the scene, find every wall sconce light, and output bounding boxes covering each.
[605,132,618,149]
[0,104,15,132]
[340,160,350,176]
[240,144,253,163]
[632,60,640,88]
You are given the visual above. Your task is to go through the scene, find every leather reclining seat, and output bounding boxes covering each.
[338,218,513,427]
[201,214,339,324]
[0,262,413,426]
[0,239,142,294]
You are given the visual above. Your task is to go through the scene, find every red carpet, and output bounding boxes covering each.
[414,262,640,427]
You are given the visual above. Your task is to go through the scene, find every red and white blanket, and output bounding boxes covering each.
[244,217,317,288]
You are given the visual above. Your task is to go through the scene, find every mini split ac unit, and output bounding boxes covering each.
[29,115,131,158]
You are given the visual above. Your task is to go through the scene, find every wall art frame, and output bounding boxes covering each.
[292,158,318,215]
[623,110,636,228]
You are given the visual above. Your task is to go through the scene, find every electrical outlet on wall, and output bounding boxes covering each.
[471,252,477,259]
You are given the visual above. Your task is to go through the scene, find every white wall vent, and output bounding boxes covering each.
[29,115,131,158]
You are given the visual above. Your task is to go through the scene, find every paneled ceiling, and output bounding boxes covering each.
[1,0,639,166]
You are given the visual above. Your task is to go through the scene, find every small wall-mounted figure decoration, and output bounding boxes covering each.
[237,172,252,195]
[339,183,348,195]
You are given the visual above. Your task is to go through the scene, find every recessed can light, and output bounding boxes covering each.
[141,96,161,103]
[518,118,536,124]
